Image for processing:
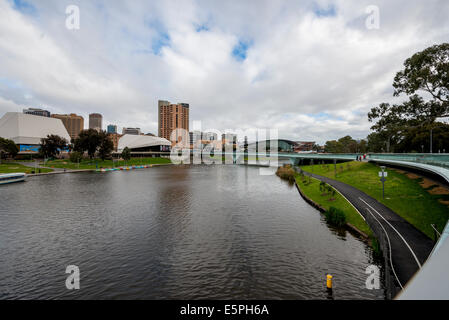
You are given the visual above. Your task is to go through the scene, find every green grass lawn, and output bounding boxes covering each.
[295,175,372,237]
[42,157,171,170]
[0,162,53,174]
[301,161,449,239]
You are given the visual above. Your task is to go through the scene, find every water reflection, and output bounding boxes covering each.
[0,165,385,299]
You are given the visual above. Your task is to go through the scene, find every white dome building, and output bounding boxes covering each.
[118,134,171,152]
[0,112,71,153]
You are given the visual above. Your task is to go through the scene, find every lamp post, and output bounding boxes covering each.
[379,166,387,200]
[429,124,447,154]
[430,128,433,154]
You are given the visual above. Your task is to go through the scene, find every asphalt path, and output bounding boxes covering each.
[304,172,434,288]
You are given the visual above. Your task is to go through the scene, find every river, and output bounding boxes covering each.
[0,165,385,299]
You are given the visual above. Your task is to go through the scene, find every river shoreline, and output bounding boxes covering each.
[26,163,174,177]
[294,180,370,240]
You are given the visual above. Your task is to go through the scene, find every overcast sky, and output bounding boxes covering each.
[0,0,448,144]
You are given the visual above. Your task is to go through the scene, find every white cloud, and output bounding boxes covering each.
[0,0,448,143]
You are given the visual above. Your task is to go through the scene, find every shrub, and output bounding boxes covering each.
[325,206,347,227]
[276,164,296,183]
[122,147,131,161]
[69,151,84,163]
[319,181,326,193]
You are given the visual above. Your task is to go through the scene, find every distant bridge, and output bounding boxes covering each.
[114,150,449,183]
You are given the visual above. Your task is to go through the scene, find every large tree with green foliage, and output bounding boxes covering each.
[121,147,131,161]
[40,135,68,159]
[97,131,114,161]
[368,43,449,152]
[73,129,101,158]
[72,129,114,159]
[324,135,365,153]
[0,137,19,160]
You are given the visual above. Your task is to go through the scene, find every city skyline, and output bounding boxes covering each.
[0,0,448,144]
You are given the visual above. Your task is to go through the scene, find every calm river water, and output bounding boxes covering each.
[0,165,385,299]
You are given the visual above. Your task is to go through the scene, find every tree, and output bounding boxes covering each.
[69,151,83,164]
[337,136,358,153]
[368,43,449,152]
[40,135,68,159]
[324,135,363,153]
[72,129,101,159]
[72,129,114,160]
[324,140,339,153]
[367,132,388,153]
[97,131,114,161]
[358,139,368,153]
[0,137,19,160]
[393,43,448,108]
[121,147,131,161]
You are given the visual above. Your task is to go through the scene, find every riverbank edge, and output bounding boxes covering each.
[27,163,174,177]
[294,179,370,240]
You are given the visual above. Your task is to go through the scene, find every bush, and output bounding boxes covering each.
[69,151,84,163]
[276,164,296,183]
[122,147,131,161]
[325,206,347,227]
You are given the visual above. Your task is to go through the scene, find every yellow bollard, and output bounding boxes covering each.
[326,274,333,289]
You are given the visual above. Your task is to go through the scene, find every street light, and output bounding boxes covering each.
[430,124,447,154]
[379,166,387,200]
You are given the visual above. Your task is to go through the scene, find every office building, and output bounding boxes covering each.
[23,108,50,117]
[108,133,122,151]
[107,125,117,134]
[158,100,189,144]
[294,141,316,152]
[51,114,84,140]
[122,127,141,135]
[89,113,103,131]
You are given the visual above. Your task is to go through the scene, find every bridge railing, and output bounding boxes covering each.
[368,153,449,170]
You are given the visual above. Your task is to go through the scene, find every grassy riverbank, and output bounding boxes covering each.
[41,157,171,170]
[301,161,449,239]
[0,163,53,174]
[295,175,372,237]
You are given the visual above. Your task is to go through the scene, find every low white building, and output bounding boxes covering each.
[118,134,171,152]
[0,112,71,153]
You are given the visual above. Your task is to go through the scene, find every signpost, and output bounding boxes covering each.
[379,166,387,200]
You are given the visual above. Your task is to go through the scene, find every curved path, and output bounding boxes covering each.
[304,172,434,289]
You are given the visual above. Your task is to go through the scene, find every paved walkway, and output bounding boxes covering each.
[304,172,434,289]
[17,161,67,172]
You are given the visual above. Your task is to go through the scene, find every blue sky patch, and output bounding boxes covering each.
[232,40,252,62]
[11,0,37,15]
[313,3,336,17]
[152,32,170,55]
[195,23,209,32]
[0,77,22,89]
[144,18,171,55]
